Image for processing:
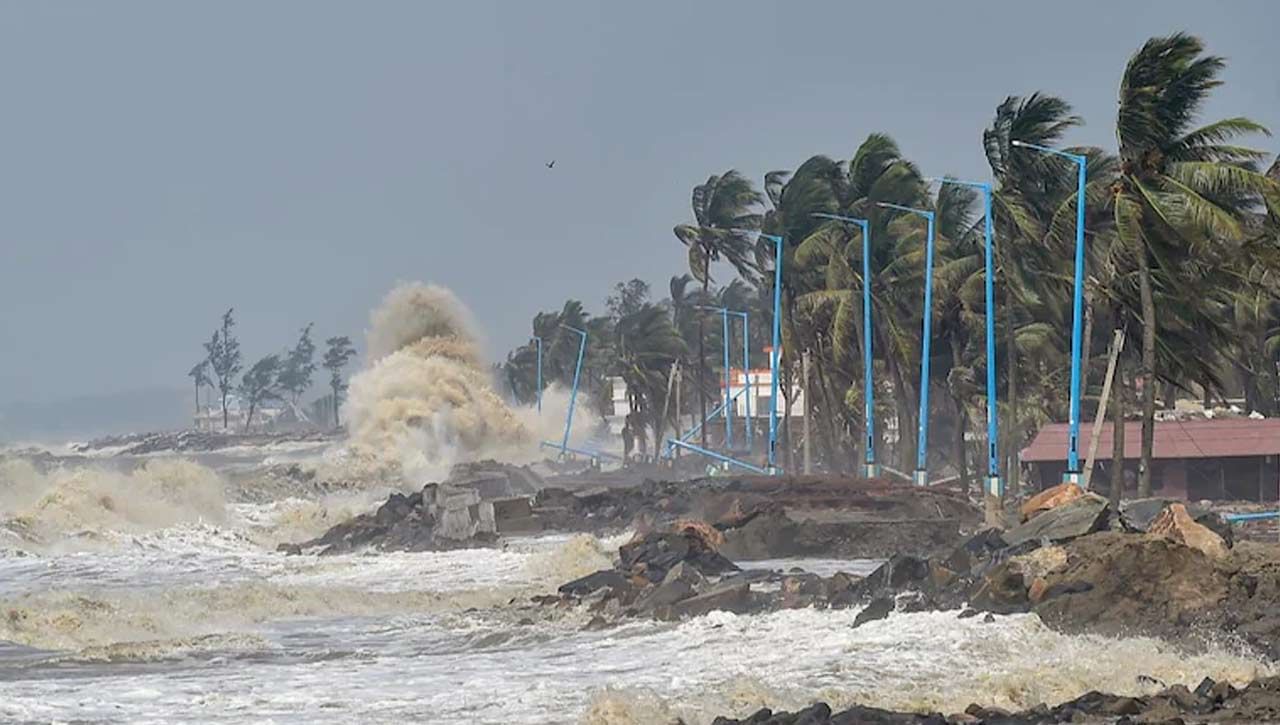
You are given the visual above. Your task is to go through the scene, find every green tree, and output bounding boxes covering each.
[322,336,357,427]
[278,323,318,406]
[614,303,686,455]
[204,308,243,430]
[187,360,211,416]
[674,170,763,449]
[1112,33,1280,495]
[238,354,282,431]
[606,279,652,320]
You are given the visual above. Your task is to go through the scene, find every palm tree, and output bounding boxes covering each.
[674,170,763,449]
[984,93,1086,494]
[615,303,686,455]
[1112,32,1280,495]
[796,135,928,470]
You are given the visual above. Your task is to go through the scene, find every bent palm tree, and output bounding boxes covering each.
[674,170,763,449]
[1113,32,1280,495]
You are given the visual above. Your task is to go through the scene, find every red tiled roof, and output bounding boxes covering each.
[1021,418,1280,462]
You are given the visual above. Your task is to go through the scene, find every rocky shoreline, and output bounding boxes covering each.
[707,674,1280,724]
[284,467,980,560]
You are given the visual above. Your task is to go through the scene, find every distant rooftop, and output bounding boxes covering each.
[1022,418,1280,462]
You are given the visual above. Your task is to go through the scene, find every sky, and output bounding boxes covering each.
[1,0,1277,418]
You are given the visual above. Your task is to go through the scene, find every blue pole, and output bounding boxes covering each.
[918,213,936,486]
[982,186,1000,496]
[858,220,875,478]
[533,336,543,414]
[1011,141,1089,483]
[1066,157,1087,481]
[877,203,935,486]
[929,178,1002,498]
[767,234,784,474]
[722,309,733,451]
[560,325,587,455]
[812,212,877,477]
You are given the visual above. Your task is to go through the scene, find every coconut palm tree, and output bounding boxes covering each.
[614,303,686,455]
[674,170,763,449]
[1112,32,1280,495]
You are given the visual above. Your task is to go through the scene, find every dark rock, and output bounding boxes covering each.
[619,530,738,583]
[853,596,894,628]
[968,562,1029,614]
[1003,493,1109,548]
[659,581,752,620]
[635,562,707,611]
[276,543,302,556]
[559,570,629,598]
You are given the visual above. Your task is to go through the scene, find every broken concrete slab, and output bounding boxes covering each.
[1004,493,1109,548]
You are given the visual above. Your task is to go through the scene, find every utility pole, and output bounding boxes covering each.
[1083,329,1125,491]
[803,349,812,474]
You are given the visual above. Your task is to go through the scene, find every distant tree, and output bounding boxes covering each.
[187,360,212,415]
[277,323,318,406]
[238,354,282,432]
[204,309,243,430]
[606,279,651,319]
[674,169,763,449]
[323,336,357,427]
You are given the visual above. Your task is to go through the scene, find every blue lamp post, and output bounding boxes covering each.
[558,324,587,456]
[812,212,878,478]
[699,304,753,454]
[877,202,936,486]
[929,178,1001,499]
[1012,140,1088,484]
[726,309,752,450]
[532,336,543,414]
[732,229,784,474]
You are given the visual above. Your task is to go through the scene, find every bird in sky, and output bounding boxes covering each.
[546,160,555,169]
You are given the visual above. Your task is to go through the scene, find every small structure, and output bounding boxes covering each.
[1021,419,1280,502]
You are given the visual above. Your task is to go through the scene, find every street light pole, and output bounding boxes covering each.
[813,212,877,478]
[727,310,752,450]
[877,202,936,486]
[1012,140,1088,484]
[732,230,785,473]
[559,324,587,456]
[930,178,1001,501]
[698,304,736,454]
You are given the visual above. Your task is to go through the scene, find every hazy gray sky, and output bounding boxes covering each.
[2,0,1277,407]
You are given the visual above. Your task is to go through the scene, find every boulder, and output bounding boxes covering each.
[619,530,739,582]
[1121,498,1234,547]
[1020,482,1083,522]
[1003,493,1109,548]
[634,561,708,612]
[1148,503,1229,559]
[852,596,894,628]
[659,581,752,620]
[558,569,630,598]
[673,518,726,549]
[969,562,1030,614]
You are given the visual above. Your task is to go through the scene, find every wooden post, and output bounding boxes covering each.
[803,350,812,474]
[659,359,679,464]
[1083,329,1125,491]
[674,363,683,460]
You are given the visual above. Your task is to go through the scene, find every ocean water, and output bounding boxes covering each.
[0,460,1273,724]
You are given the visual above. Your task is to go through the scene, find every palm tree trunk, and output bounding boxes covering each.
[950,333,971,497]
[1111,356,1126,509]
[1137,248,1157,498]
[886,351,916,471]
[1004,298,1021,500]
